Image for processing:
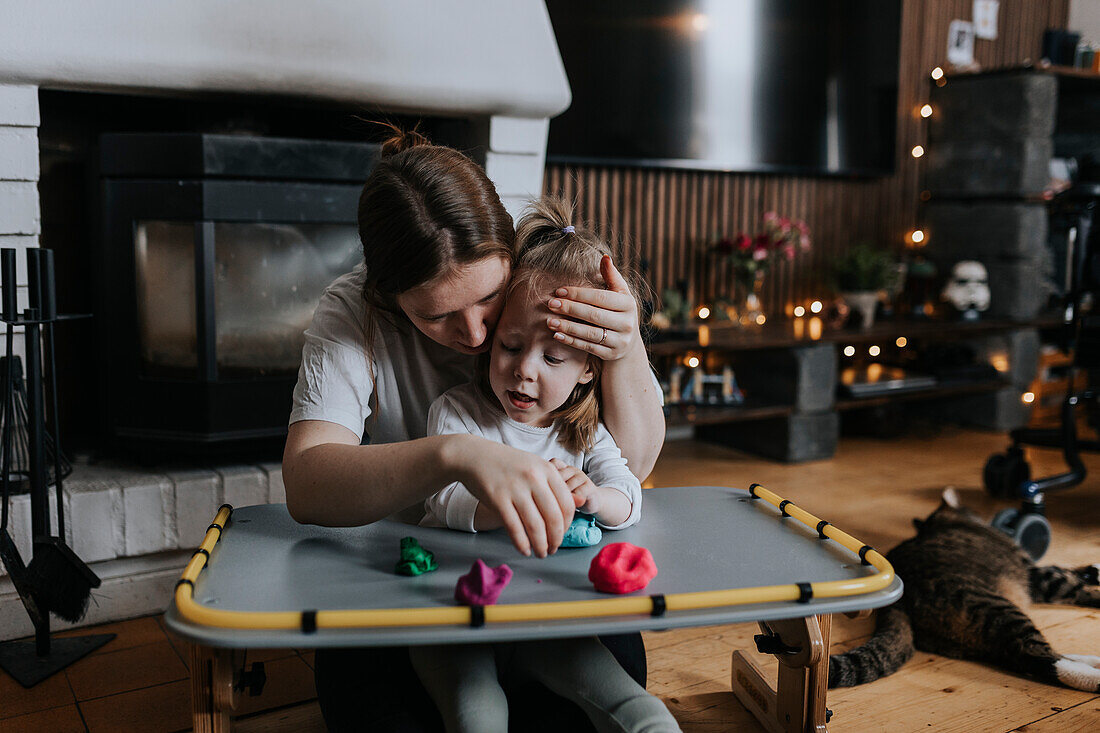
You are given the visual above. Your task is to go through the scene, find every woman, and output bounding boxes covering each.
[282,127,665,731]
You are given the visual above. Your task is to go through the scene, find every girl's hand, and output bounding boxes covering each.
[450,437,575,557]
[546,256,641,361]
[550,458,602,514]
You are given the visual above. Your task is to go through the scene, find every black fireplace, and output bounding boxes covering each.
[96,133,377,456]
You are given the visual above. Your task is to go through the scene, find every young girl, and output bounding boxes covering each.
[411,199,680,733]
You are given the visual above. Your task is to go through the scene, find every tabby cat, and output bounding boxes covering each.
[829,488,1100,691]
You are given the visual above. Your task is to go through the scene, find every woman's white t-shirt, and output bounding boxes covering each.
[421,383,642,533]
[289,265,476,445]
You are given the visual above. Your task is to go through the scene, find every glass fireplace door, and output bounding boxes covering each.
[101,133,376,454]
[133,221,359,380]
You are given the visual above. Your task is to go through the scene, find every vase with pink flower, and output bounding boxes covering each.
[710,212,811,327]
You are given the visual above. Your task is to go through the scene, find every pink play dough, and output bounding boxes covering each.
[454,559,514,605]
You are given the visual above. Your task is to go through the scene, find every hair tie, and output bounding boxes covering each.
[561,225,575,234]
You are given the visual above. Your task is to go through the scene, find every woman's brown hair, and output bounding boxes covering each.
[357,124,515,311]
[485,197,642,453]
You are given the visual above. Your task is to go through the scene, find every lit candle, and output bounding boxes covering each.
[809,316,822,340]
[698,324,710,347]
[793,317,804,339]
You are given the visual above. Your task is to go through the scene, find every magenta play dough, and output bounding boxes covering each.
[454,559,514,605]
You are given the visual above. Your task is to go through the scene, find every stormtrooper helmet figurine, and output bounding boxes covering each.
[941,260,991,320]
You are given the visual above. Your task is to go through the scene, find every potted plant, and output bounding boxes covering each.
[831,243,894,329]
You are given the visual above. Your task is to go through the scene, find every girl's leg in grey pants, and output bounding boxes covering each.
[409,643,508,733]
[506,637,681,733]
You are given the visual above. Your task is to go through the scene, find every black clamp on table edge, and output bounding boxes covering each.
[650,594,667,617]
[469,605,486,628]
[754,631,801,656]
[748,483,762,499]
[816,520,831,539]
[778,499,793,517]
[858,545,875,566]
[301,610,318,634]
[796,582,813,603]
[206,506,233,538]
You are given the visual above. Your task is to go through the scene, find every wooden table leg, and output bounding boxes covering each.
[804,614,831,733]
[730,614,833,733]
[189,644,236,733]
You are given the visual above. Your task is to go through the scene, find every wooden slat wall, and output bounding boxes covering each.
[544,0,1069,316]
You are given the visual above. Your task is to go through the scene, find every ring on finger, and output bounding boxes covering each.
[598,327,607,345]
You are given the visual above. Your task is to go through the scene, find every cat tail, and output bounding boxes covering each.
[828,606,914,688]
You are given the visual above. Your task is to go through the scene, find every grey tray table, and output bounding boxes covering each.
[165,486,902,732]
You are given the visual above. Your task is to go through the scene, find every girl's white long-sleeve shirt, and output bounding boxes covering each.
[421,383,642,533]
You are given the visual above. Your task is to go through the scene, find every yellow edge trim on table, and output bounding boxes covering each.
[174,486,895,631]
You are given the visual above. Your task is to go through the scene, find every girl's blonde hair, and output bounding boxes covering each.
[486,197,642,453]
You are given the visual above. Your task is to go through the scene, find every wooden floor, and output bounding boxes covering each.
[2,426,1098,731]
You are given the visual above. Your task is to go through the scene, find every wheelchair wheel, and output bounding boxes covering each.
[1014,513,1051,562]
[991,509,1051,561]
[991,508,1019,534]
[983,449,1030,499]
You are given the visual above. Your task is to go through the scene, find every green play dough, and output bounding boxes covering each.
[395,536,439,576]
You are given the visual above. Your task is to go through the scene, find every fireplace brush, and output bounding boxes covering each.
[0,248,112,688]
[0,249,98,620]
[0,356,72,493]
[0,253,43,629]
[21,249,100,622]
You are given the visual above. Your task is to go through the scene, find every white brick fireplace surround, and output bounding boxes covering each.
[0,1,570,639]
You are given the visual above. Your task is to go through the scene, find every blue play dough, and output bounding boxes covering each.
[561,513,602,548]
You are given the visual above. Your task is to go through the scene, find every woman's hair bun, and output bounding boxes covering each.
[374,121,433,158]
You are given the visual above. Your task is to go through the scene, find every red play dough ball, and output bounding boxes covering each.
[588,542,657,594]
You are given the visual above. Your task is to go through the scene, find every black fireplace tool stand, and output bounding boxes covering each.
[0,248,112,687]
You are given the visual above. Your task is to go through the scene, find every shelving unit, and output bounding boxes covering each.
[664,399,793,428]
[648,315,1055,461]
[834,377,1011,412]
[648,316,1057,355]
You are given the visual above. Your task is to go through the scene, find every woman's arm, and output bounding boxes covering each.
[546,256,665,478]
[599,340,665,480]
[283,420,458,526]
[283,420,574,557]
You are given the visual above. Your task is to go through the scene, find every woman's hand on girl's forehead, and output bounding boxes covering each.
[546,256,641,361]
